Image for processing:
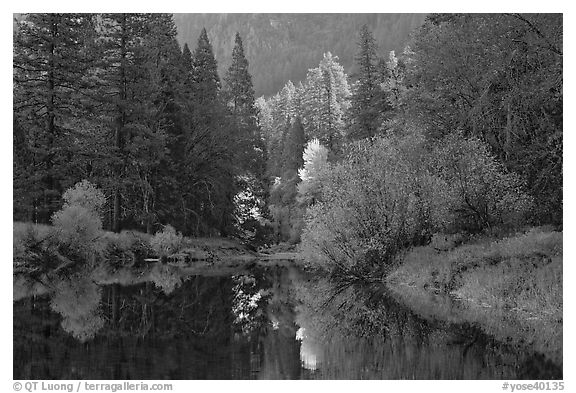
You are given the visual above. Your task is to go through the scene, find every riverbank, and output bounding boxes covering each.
[13,222,301,275]
[13,221,301,303]
[386,227,563,365]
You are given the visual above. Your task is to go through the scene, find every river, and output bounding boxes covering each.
[13,262,562,379]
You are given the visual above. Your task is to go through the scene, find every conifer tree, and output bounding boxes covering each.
[300,53,350,154]
[96,13,154,232]
[278,81,297,122]
[131,13,183,232]
[347,25,384,141]
[320,68,343,153]
[182,43,193,73]
[183,27,236,236]
[281,117,306,178]
[222,33,268,232]
[191,28,220,103]
[13,13,97,223]
[223,32,266,178]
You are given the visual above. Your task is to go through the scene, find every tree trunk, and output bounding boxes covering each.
[113,15,128,233]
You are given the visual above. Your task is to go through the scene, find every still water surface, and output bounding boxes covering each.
[13,263,562,379]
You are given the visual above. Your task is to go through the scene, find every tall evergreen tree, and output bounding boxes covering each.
[277,81,297,123]
[13,13,97,223]
[347,25,385,141]
[182,27,236,236]
[181,43,193,72]
[319,68,343,153]
[268,117,307,242]
[130,13,183,232]
[223,32,266,178]
[191,28,220,103]
[223,33,268,232]
[281,117,306,178]
[96,13,153,232]
[300,53,350,154]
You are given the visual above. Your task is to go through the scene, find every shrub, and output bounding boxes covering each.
[51,180,106,260]
[13,222,53,266]
[300,129,534,276]
[150,225,183,256]
[51,205,103,258]
[300,132,443,273]
[431,133,533,232]
[61,179,106,214]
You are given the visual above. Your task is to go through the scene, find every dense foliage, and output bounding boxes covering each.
[256,14,561,275]
[299,131,534,274]
[51,180,106,260]
[14,13,266,238]
[402,13,562,224]
[14,14,562,272]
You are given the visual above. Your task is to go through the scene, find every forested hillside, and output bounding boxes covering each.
[14,14,266,238]
[173,14,426,96]
[259,14,562,256]
[13,12,562,251]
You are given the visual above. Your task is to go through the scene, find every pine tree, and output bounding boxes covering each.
[182,27,236,236]
[347,25,384,141]
[222,33,268,233]
[130,13,183,233]
[181,43,193,73]
[191,28,220,103]
[277,80,297,122]
[301,67,323,138]
[320,68,343,153]
[96,13,153,232]
[268,117,307,242]
[281,117,306,178]
[223,32,266,178]
[223,33,254,118]
[319,52,351,112]
[13,13,97,223]
[300,53,350,154]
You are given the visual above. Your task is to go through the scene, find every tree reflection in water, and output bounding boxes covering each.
[49,274,104,342]
[13,264,562,379]
[292,276,562,379]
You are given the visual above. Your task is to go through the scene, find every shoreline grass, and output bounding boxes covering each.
[13,221,258,272]
[387,227,562,324]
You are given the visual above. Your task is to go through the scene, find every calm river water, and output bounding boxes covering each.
[13,263,562,379]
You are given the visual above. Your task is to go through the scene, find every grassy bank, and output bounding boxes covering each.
[387,227,563,322]
[13,221,260,274]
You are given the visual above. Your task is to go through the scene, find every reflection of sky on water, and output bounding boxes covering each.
[295,325,323,371]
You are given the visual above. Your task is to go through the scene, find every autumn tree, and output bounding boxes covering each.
[300,53,350,155]
[297,139,329,207]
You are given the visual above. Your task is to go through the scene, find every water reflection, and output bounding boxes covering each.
[49,274,104,342]
[13,263,562,379]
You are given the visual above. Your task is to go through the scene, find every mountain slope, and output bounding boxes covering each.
[174,13,426,96]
